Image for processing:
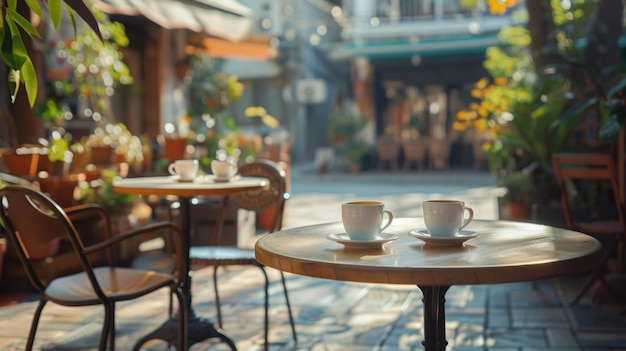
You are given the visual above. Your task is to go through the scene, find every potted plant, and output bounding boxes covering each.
[78,169,142,263]
[344,140,372,173]
[498,172,533,220]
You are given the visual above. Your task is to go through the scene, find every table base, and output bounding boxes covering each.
[419,285,450,351]
[132,311,237,351]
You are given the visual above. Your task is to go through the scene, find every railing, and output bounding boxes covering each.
[343,0,520,23]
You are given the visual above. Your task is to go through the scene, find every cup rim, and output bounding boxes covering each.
[424,199,464,204]
[343,200,384,206]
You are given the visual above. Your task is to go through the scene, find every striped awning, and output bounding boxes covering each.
[92,0,252,42]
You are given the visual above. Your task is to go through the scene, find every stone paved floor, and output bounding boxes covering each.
[0,168,624,350]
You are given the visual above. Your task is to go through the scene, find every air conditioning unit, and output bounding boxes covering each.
[296,79,326,104]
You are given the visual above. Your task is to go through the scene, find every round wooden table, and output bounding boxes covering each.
[255,217,604,351]
[114,175,268,350]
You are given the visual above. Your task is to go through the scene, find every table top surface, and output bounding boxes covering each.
[255,218,604,286]
[113,175,268,197]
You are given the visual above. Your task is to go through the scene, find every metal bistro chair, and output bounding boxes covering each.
[0,186,188,351]
[552,153,626,305]
[189,159,297,350]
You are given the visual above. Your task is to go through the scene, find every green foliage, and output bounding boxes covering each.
[328,113,366,145]
[344,140,372,167]
[498,171,533,204]
[51,8,133,123]
[79,169,133,215]
[186,53,243,117]
[0,0,102,106]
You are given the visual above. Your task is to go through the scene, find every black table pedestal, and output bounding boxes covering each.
[132,311,236,350]
[419,285,450,351]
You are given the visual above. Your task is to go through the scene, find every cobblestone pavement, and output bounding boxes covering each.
[0,167,624,350]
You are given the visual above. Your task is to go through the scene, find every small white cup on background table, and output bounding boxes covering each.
[168,159,199,181]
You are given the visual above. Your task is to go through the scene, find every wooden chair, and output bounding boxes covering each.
[0,186,188,351]
[376,136,400,171]
[552,153,626,305]
[402,139,427,171]
[189,159,297,350]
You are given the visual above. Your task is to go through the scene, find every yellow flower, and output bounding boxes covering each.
[487,0,516,15]
[476,77,489,89]
[245,106,267,117]
[261,114,280,128]
[495,77,508,86]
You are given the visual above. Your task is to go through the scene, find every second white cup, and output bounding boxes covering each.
[423,200,474,237]
[168,159,199,181]
[342,201,394,241]
[211,159,237,179]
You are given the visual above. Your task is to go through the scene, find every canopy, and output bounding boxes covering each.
[92,0,252,42]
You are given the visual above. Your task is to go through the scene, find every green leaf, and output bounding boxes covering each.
[5,8,40,38]
[5,16,28,68]
[65,4,78,34]
[64,0,104,41]
[554,98,598,127]
[608,77,626,97]
[21,57,37,107]
[599,116,622,140]
[48,0,63,29]
[23,0,43,19]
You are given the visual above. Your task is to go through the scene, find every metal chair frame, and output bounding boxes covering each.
[0,186,188,351]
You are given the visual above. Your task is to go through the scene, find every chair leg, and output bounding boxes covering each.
[213,265,223,328]
[570,234,625,306]
[173,287,188,351]
[279,271,297,344]
[100,302,114,351]
[257,266,270,351]
[25,299,47,351]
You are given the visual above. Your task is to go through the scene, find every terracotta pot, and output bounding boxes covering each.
[90,146,115,165]
[110,213,140,264]
[164,137,188,162]
[507,202,531,220]
[3,152,39,177]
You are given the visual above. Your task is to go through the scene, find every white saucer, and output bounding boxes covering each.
[408,229,479,247]
[327,232,398,249]
[170,175,195,183]
[205,175,239,183]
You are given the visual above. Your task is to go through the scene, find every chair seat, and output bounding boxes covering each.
[132,249,176,273]
[46,267,176,305]
[189,246,256,266]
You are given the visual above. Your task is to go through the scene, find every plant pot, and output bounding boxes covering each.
[110,213,140,264]
[90,146,115,165]
[507,202,531,220]
[3,151,39,177]
[164,137,188,162]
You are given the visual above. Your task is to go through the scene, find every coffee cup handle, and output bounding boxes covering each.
[168,163,177,175]
[460,207,474,230]
[380,209,394,232]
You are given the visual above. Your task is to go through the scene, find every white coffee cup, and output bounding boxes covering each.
[211,159,237,179]
[342,201,394,241]
[423,200,474,237]
[168,159,199,181]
